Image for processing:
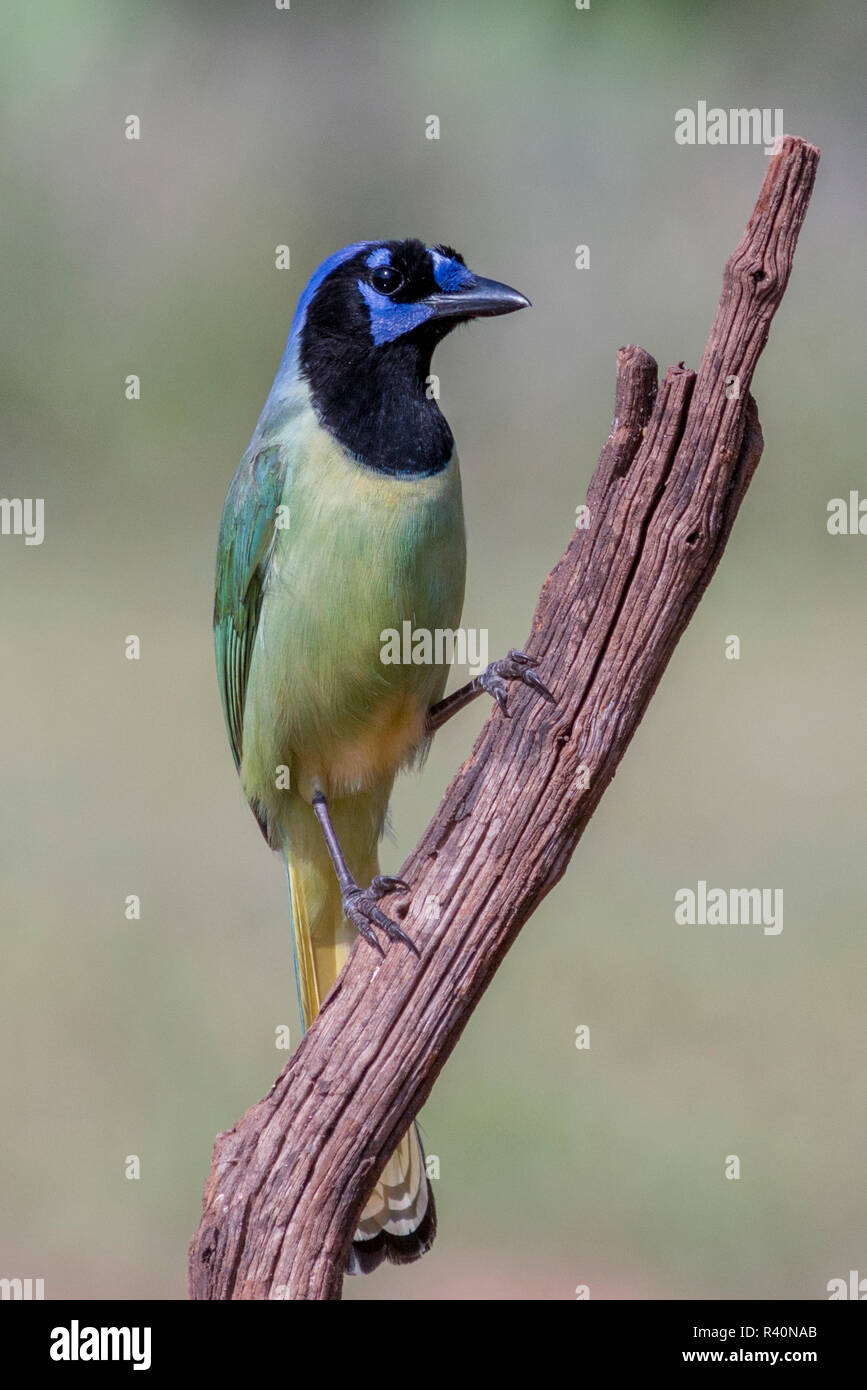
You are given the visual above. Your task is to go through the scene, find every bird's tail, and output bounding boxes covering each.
[283,794,436,1275]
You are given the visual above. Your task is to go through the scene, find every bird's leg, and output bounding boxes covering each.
[426,649,555,735]
[311,792,418,957]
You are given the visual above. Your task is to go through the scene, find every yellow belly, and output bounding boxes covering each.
[299,690,428,801]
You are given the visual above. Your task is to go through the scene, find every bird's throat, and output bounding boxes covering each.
[301,335,454,477]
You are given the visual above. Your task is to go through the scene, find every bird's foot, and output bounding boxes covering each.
[342,876,418,957]
[478,649,556,718]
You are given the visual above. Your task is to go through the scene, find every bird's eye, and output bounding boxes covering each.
[370,265,404,295]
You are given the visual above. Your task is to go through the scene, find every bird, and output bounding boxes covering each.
[214,237,554,1275]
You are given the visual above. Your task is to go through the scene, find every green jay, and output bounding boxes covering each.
[214,238,553,1274]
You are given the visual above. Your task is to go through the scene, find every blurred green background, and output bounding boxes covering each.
[2,0,865,1301]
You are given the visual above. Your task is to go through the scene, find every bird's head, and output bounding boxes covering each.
[265,239,530,475]
[294,238,529,365]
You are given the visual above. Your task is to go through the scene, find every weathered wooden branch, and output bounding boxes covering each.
[189,136,819,1300]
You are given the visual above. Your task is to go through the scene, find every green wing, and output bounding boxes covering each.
[214,444,288,772]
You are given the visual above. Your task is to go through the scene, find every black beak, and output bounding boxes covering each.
[426,275,531,322]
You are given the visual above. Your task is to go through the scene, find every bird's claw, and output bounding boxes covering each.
[342,880,418,957]
[478,649,556,718]
[370,874,410,899]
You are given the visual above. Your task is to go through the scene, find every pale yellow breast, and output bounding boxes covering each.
[242,409,467,815]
